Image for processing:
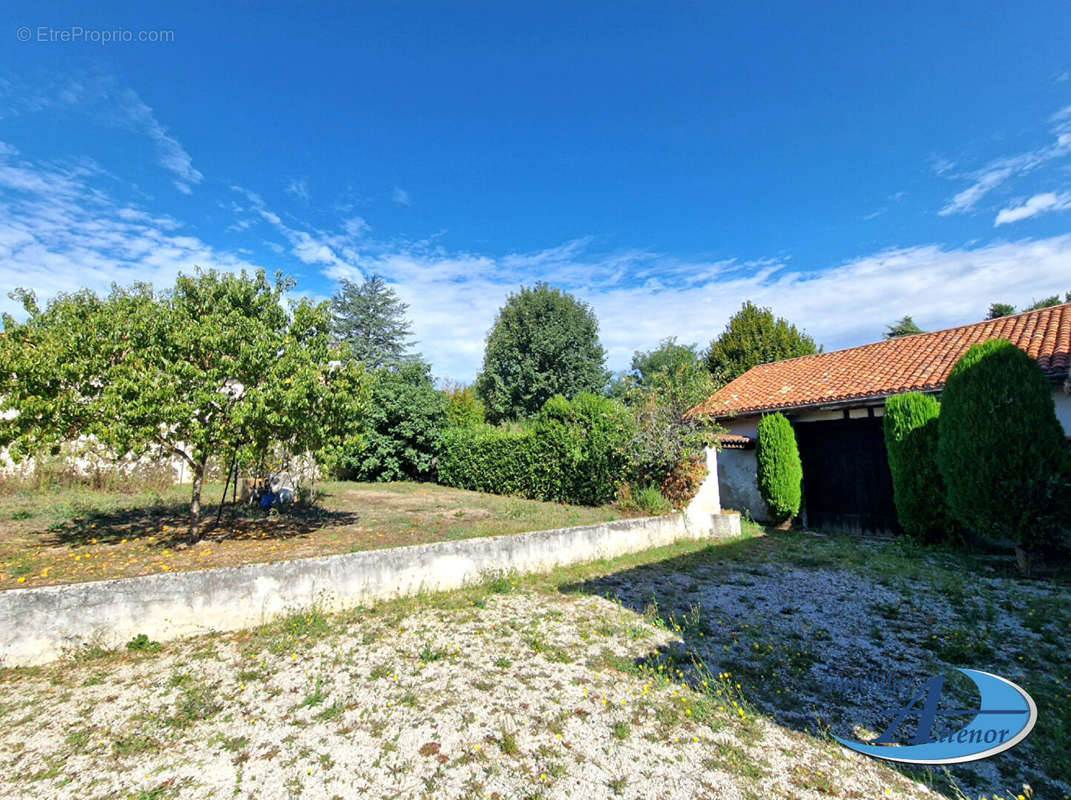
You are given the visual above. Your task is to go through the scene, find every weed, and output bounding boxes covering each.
[493,729,520,756]
[296,676,328,709]
[369,661,393,680]
[218,734,249,752]
[419,642,447,662]
[166,680,222,728]
[704,742,767,780]
[126,634,163,654]
[315,700,346,722]
[113,732,163,756]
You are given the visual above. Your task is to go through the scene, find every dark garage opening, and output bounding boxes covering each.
[793,415,898,534]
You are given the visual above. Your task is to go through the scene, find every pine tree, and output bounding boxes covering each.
[884,316,924,338]
[330,275,415,369]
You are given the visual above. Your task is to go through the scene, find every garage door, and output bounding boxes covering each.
[792,416,898,533]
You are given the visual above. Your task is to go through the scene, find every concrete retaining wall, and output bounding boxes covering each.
[0,511,741,667]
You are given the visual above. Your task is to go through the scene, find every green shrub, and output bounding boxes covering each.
[755,412,802,524]
[936,339,1066,549]
[445,385,485,428]
[533,393,634,505]
[883,393,949,542]
[633,485,673,515]
[334,360,447,482]
[437,393,633,505]
[438,425,556,498]
[125,633,162,653]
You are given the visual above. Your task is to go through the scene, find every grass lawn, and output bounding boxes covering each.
[0,527,1065,799]
[0,481,625,591]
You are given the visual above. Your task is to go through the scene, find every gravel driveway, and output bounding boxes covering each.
[1,530,1064,799]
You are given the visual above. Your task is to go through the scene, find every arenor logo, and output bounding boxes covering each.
[832,669,1037,765]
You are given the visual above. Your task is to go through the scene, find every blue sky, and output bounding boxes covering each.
[2,1,1070,381]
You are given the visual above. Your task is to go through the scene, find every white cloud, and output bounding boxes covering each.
[286,178,310,202]
[317,235,1071,382]
[391,187,412,206]
[938,105,1071,216]
[229,185,364,280]
[994,192,1071,225]
[0,148,257,317]
[113,86,203,194]
[5,142,1071,386]
[342,217,370,237]
[0,72,202,194]
[940,167,1014,215]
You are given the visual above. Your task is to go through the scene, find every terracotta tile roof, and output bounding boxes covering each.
[688,302,1071,419]
[717,433,756,450]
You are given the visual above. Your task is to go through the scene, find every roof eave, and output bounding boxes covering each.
[702,387,943,421]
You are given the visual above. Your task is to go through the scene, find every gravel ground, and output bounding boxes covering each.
[0,530,1065,800]
[573,533,1070,800]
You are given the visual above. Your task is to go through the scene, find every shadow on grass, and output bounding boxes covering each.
[43,501,361,548]
[558,531,1063,800]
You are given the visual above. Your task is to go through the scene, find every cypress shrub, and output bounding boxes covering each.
[883,393,948,542]
[936,339,1066,549]
[756,412,802,524]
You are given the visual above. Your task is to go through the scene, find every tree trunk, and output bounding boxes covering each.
[189,460,207,544]
[216,449,238,526]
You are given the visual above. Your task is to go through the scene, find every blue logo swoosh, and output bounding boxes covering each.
[833,669,1037,764]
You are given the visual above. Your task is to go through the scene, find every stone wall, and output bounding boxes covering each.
[0,510,742,667]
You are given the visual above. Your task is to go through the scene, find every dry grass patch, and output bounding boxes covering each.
[0,480,624,590]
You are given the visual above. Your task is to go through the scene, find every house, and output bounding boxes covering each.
[687,303,1071,531]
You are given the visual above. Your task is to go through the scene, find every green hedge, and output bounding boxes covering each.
[437,393,633,505]
[883,392,948,542]
[756,412,802,524]
[937,339,1066,549]
[438,426,557,498]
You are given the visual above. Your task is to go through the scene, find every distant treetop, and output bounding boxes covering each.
[884,315,924,339]
[986,291,1070,320]
[705,301,819,386]
[330,274,415,369]
[476,283,608,422]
